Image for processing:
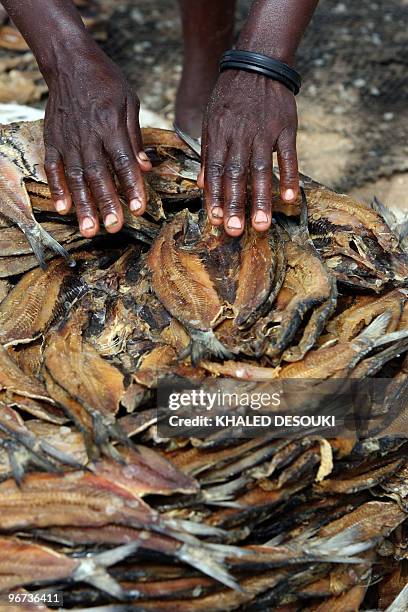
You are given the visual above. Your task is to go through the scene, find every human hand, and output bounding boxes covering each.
[43,48,151,237]
[198,70,299,237]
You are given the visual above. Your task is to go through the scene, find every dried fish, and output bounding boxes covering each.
[0,258,82,345]
[0,537,140,597]
[147,210,231,362]
[241,192,335,363]
[0,121,72,267]
[232,222,286,329]
[0,121,406,609]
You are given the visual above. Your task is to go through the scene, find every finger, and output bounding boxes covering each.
[44,145,72,214]
[83,153,124,233]
[222,142,251,237]
[204,128,227,226]
[251,141,273,232]
[126,94,152,172]
[64,152,99,237]
[277,129,299,203]
[108,135,147,216]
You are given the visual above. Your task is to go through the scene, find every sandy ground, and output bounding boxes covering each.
[102,0,407,218]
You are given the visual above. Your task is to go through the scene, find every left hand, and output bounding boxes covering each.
[197,70,299,237]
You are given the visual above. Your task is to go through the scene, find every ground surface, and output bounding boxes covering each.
[102,0,408,216]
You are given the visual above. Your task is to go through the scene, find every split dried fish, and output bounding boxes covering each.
[0,121,406,610]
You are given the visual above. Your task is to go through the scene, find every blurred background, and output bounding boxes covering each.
[0,0,406,212]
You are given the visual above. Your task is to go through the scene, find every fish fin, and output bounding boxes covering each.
[166,518,227,538]
[396,219,408,254]
[353,311,392,347]
[2,437,60,484]
[184,330,234,365]
[396,219,408,240]
[76,563,132,600]
[356,338,408,378]
[371,196,398,230]
[173,123,202,159]
[2,439,27,486]
[73,543,141,599]
[385,583,408,612]
[24,221,75,269]
[91,411,130,458]
[373,329,408,348]
[92,542,140,568]
[304,526,377,562]
[177,542,244,592]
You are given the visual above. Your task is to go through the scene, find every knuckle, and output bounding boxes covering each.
[115,156,133,174]
[206,162,224,180]
[51,187,66,199]
[84,161,105,181]
[252,157,271,174]
[280,165,299,183]
[224,161,245,181]
[65,165,84,184]
[44,160,60,174]
[279,148,297,163]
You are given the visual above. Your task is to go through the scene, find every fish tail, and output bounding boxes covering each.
[371,195,398,232]
[2,437,59,485]
[24,221,75,269]
[373,329,408,348]
[187,330,234,365]
[91,411,130,456]
[73,542,141,599]
[304,526,377,563]
[2,439,27,486]
[177,541,244,592]
[92,542,140,568]
[353,311,392,349]
[166,518,227,538]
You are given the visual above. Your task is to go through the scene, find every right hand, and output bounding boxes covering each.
[43,49,151,237]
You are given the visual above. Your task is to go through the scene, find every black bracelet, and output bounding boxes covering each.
[219,49,301,95]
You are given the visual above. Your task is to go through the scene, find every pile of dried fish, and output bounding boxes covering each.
[0,120,407,611]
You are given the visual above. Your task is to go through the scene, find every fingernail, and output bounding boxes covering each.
[212,207,223,219]
[105,213,119,227]
[137,151,150,162]
[254,210,268,224]
[227,216,242,230]
[130,198,142,212]
[55,200,67,213]
[81,217,95,231]
[284,189,295,201]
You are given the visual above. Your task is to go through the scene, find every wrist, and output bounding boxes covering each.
[36,29,102,84]
[236,31,295,66]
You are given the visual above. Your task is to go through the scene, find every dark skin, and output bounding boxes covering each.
[1,0,318,238]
